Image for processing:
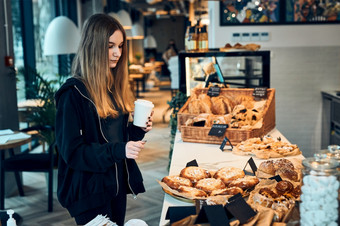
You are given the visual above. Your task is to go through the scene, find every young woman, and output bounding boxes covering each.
[55,14,153,225]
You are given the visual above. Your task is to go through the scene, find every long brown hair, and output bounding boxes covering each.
[72,13,134,118]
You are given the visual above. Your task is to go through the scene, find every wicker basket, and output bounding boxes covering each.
[178,88,276,145]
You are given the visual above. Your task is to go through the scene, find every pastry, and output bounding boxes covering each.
[198,94,212,114]
[213,166,245,186]
[161,175,192,190]
[258,160,276,175]
[233,136,301,159]
[275,180,294,196]
[188,99,201,114]
[273,158,295,171]
[247,179,298,222]
[195,178,226,195]
[276,168,299,182]
[177,186,208,198]
[257,158,300,182]
[180,166,211,183]
[210,186,243,196]
[227,176,259,190]
[211,96,228,115]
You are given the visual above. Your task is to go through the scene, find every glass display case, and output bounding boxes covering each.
[178,50,270,96]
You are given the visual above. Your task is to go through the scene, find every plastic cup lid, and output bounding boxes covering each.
[134,99,154,107]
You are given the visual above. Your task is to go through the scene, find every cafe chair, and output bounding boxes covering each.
[2,125,57,212]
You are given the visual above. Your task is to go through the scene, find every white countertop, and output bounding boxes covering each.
[159,128,304,226]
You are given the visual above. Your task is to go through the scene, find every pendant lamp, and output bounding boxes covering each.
[126,29,133,40]
[131,23,144,39]
[43,16,80,56]
[118,10,132,30]
[108,10,132,30]
[144,35,157,48]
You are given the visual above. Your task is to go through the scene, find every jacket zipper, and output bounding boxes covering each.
[74,85,128,197]
[125,159,137,199]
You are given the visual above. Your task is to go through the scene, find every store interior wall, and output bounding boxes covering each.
[209,1,340,157]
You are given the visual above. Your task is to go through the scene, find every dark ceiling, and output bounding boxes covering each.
[129,0,208,17]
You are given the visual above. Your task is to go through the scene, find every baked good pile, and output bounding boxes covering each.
[160,166,259,200]
[220,43,261,52]
[247,179,301,222]
[183,92,267,129]
[160,158,302,222]
[233,135,301,159]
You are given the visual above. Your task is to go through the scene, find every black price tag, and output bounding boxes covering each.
[269,175,282,182]
[193,120,205,127]
[253,87,267,99]
[208,124,228,137]
[165,206,196,224]
[225,195,257,224]
[186,159,199,167]
[243,157,257,175]
[207,86,221,97]
[220,136,233,151]
[220,137,228,151]
[195,205,230,226]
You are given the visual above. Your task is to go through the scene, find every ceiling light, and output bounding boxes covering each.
[108,10,132,30]
[43,16,80,55]
[118,10,132,30]
[144,35,157,48]
[132,23,144,39]
[126,29,133,40]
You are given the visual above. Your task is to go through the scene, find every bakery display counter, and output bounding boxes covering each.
[159,128,304,225]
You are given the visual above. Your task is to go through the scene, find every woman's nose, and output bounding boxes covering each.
[113,47,121,57]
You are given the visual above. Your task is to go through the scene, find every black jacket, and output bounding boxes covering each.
[55,77,146,217]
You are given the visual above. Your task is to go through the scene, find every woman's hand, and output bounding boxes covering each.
[141,111,153,133]
[125,140,146,159]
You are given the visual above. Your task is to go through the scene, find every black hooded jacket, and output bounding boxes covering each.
[55,77,146,217]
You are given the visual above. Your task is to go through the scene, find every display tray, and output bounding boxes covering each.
[178,88,276,145]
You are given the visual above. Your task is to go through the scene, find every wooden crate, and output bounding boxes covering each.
[178,88,276,145]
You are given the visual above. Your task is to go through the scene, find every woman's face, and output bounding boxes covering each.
[108,30,124,68]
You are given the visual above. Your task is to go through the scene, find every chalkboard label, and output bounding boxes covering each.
[253,87,267,99]
[243,157,257,175]
[269,175,282,182]
[225,195,257,224]
[193,120,205,127]
[208,124,228,137]
[195,205,230,226]
[220,137,228,151]
[207,86,221,97]
[220,136,233,151]
[186,159,199,167]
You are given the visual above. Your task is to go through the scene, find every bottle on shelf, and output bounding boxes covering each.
[199,25,208,51]
[184,21,191,52]
[188,26,196,51]
[193,24,200,51]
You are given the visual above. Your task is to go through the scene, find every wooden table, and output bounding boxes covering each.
[0,135,32,210]
[159,128,304,225]
[130,73,148,97]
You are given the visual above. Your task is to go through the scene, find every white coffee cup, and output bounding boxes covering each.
[133,99,154,127]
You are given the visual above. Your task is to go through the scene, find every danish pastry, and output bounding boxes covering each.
[161,175,192,190]
[210,186,243,196]
[213,166,245,186]
[194,178,226,195]
[177,186,208,198]
[180,166,211,183]
[228,176,259,190]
